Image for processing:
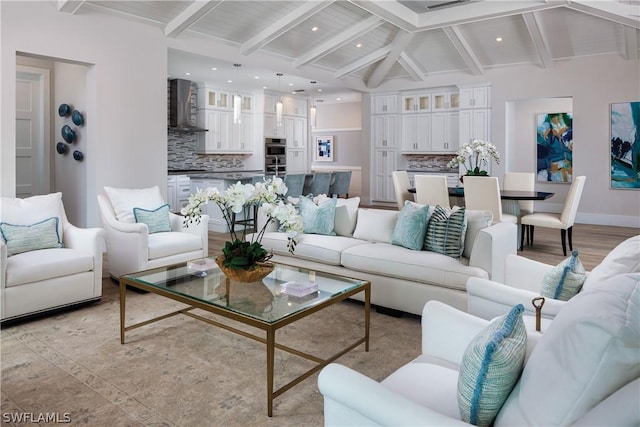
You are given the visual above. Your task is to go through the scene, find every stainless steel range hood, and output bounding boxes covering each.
[169,78,208,133]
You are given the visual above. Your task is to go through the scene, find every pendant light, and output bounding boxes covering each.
[233,63,242,124]
[309,81,317,129]
[276,73,284,128]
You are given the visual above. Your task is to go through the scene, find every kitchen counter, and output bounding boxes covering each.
[169,170,264,181]
[404,168,459,174]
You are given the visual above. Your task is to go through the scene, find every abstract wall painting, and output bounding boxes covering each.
[315,136,334,161]
[610,101,640,189]
[536,112,573,183]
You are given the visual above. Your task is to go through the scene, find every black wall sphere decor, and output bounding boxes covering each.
[58,103,71,117]
[61,124,76,143]
[72,110,84,126]
[56,142,68,155]
[73,150,84,162]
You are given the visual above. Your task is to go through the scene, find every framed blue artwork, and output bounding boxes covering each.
[536,112,573,183]
[315,135,334,162]
[610,101,640,189]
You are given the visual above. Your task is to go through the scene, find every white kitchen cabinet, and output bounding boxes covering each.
[459,108,491,146]
[287,148,307,173]
[371,94,398,114]
[197,109,231,153]
[284,97,307,117]
[432,91,460,111]
[372,115,398,148]
[264,114,286,138]
[372,149,397,202]
[431,111,460,152]
[285,116,306,148]
[198,87,230,109]
[167,175,190,212]
[401,113,431,153]
[402,93,431,113]
[230,112,254,153]
[459,86,490,109]
[167,177,176,211]
[264,94,280,114]
[189,178,229,232]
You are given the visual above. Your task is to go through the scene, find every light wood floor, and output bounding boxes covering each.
[209,223,638,271]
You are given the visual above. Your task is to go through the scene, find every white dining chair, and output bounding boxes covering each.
[391,171,414,210]
[414,174,450,208]
[463,176,517,224]
[521,176,586,256]
[503,172,535,245]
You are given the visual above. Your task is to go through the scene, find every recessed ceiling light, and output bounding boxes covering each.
[263,86,267,89]
[496,37,503,42]
[336,97,342,101]
[318,89,323,92]
[311,26,318,32]
[185,72,191,76]
[227,79,232,83]
[356,43,363,48]
[210,67,217,71]
[254,76,260,79]
[288,83,294,86]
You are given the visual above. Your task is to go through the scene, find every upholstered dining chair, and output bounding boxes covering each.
[329,171,352,198]
[463,176,517,224]
[521,175,586,256]
[306,172,332,196]
[414,174,450,208]
[97,186,209,279]
[391,171,414,210]
[503,172,536,245]
[284,173,306,198]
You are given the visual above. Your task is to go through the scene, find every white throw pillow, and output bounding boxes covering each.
[583,235,640,291]
[352,209,399,243]
[0,192,65,240]
[334,197,360,237]
[104,186,165,223]
[463,210,494,258]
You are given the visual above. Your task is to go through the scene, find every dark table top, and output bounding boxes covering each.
[408,187,554,201]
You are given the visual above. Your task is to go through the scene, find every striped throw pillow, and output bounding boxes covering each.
[423,205,467,258]
[458,304,527,427]
[540,250,586,300]
[0,217,63,256]
[133,204,171,234]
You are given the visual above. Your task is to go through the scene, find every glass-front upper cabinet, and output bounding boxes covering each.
[432,91,460,111]
[402,93,431,113]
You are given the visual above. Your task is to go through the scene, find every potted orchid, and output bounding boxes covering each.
[448,139,501,176]
[182,177,302,278]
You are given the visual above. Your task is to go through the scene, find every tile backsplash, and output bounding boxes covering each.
[405,154,457,170]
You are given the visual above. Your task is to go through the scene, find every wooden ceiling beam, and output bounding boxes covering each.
[165,1,223,38]
[623,25,639,60]
[567,1,640,29]
[57,0,85,14]
[334,46,391,79]
[443,25,483,76]
[240,1,334,56]
[398,51,426,82]
[523,11,554,69]
[367,30,416,88]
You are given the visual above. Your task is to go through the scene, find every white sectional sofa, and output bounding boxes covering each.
[255,202,517,315]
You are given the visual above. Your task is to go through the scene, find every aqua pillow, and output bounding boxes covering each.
[391,201,431,250]
[458,304,527,427]
[540,251,587,300]
[0,217,63,256]
[133,204,171,234]
[299,196,336,235]
[424,206,467,259]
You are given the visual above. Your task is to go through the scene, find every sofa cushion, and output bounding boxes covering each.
[0,217,63,256]
[341,242,489,291]
[463,210,494,258]
[148,232,203,260]
[334,197,360,237]
[424,206,467,259]
[353,209,399,243]
[259,232,369,266]
[5,248,94,287]
[540,250,586,300]
[0,192,65,240]
[104,186,165,223]
[583,235,640,291]
[133,204,172,234]
[458,304,526,427]
[299,196,336,236]
[496,273,640,426]
[391,202,431,251]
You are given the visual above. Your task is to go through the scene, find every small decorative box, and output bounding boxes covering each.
[278,281,318,297]
[187,258,217,276]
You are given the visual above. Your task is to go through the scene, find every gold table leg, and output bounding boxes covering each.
[266,328,275,417]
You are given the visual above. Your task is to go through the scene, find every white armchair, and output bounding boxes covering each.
[319,273,640,427]
[97,186,208,279]
[1,193,104,321]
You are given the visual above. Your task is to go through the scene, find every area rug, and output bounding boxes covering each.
[1,280,421,426]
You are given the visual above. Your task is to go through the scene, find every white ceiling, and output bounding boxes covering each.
[61,0,640,102]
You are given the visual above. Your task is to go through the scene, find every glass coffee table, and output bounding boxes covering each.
[119,260,370,417]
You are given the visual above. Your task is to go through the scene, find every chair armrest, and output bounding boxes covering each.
[504,254,554,291]
[318,363,470,427]
[63,224,105,257]
[468,222,517,283]
[0,240,6,289]
[170,213,209,257]
[467,277,566,320]
[421,301,488,366]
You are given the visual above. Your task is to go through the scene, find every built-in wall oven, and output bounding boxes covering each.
[265,138,286,176]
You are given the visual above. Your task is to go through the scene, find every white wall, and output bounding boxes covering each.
[1,1,168,227]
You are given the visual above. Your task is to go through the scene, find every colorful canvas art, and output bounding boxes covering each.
[536,112,573,183]
[315,136,333,161]
[610,102,640,189]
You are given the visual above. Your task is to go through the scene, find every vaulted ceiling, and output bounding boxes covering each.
[58,0,640,99]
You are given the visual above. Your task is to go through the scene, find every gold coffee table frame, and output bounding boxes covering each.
[119,262,370,417]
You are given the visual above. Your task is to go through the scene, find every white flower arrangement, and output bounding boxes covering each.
[447,139,500,176]
[182,177,303,267]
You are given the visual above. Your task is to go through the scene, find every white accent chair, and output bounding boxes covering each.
[391,171,414,211]
[1,193,104,321]
[521,176,586,256]
[503,172,535,246]
[319,272,640,427]
[463,176,517,224]
[414,174,450,208]
[468,234,640,321]
[97,186,209,279]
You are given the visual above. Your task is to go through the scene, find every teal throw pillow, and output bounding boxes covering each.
[0,217,63,256]
[391,201,431,250]
[540,250,587,301]
[299,196,336,236]
[133,204,171,234]
[423,206,467,259]
[458,304,527,427]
